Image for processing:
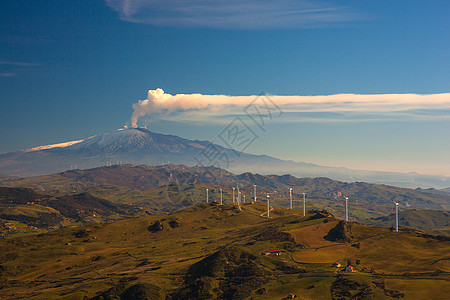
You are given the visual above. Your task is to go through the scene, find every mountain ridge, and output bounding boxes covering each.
[2,164,449,215]
[1,127,450,188]
[364,209,450,236]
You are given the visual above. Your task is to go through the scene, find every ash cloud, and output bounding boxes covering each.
[130,89,450,127]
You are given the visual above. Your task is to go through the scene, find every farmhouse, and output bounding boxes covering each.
[263,249,282,256]
[332,262,341,268]
[345,266,354,272]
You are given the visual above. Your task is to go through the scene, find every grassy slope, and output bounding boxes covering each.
[2,164,449,210]
[2,164,449,237]
[0,187,143,237]
[0,203,448,299]
[364,209,450,235]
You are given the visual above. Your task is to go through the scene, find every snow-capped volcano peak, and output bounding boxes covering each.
[1,127,215,176]
[19,127,210,158]
[22,127,179,154]
[22,127,207,156]
[81,127,155,150]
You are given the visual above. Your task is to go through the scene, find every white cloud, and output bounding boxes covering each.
[0,72,16,77]
[131,89,450,126]
[105,0,360,29]
[0,61,40,67]
[0,61,41,78]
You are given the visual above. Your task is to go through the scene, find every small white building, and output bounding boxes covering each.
[332,262,341,268]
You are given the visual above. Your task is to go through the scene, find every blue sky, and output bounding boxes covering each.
[0,0,449,176]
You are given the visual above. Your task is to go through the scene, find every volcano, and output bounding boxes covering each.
[1,127,450,188]
[0,127,233,176]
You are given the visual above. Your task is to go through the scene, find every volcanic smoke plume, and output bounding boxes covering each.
[131,88,165,127]
[130,88,235,127]
[130,88,450,128]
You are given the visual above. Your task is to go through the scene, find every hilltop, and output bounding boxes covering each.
[365,209,450,237]
[0,203,448,299]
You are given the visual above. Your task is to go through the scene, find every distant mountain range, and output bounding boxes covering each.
[417,187,450,197]
[2,164,449,217]
[1,127,450,188]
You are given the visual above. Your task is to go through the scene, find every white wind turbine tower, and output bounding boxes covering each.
[392,199,402,232]
[232,187,235,204]
[344,195,349,221]
[243,194,246,203]
[220,188,223,205]
[302,192,306,216]
[289,188,293,209]
[254,185,257,203]
[206,188,209,203]
[266,193,270,218]
[237,183,241,205]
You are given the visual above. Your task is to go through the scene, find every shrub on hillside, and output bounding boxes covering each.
[324,220,355,243]
[147,221,163,232]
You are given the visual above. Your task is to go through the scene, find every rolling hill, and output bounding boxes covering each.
[2,164,449,218]
[0,187,142,237]
[419,187,450,197]
[0,203,448,299]
[365,209,450,237]
[1,127,450,188]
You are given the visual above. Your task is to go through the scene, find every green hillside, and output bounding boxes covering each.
[365,209,450,236]
[0,187,143,237]
[0,203,448,299]
[2,164,449,219]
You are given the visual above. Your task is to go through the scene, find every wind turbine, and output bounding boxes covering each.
[266,193,270,218]
[243,194,246,203]
[336,191,349,221]
[289,188,293,209]
[344,195,349,221]
[206,188,209,203]
[220,188,223,205]
[254,185,257,203]
[302,192,307,216]
[232,187,235,204]
[237,183,240,204]
[392,199,402,232]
